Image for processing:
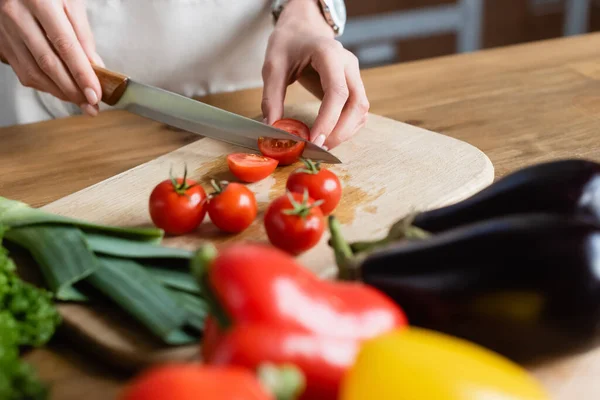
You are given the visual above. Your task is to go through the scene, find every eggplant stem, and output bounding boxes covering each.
[257,363,306,400]
[190,244,231,329]
[328,215,362,281]
[349,211,432,254]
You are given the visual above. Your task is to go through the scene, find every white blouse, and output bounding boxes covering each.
[0,0,274,127]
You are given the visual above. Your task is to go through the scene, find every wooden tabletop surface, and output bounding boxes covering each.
[2,32,600,399]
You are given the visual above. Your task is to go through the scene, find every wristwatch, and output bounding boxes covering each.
[272,0,347,36]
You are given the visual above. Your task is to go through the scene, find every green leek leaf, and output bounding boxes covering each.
[0,197,163,242]
[85,233,193,259]
[163,328,200,345]
[147,268,201,295]
[169,290,208,332]
[5,226,100,301]
[89,257,189,342]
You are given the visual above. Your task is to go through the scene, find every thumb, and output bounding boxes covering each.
[261,60,288,124]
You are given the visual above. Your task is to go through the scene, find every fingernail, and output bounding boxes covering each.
[84,87,98,105]
[262,117,268,124]
[80,103,98,117]
[322,145,329,151]
[314,134,327,147]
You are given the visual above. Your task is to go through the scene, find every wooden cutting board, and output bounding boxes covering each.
[40,102,494,372]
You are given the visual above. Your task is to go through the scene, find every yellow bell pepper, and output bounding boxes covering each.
[340,327,549,400]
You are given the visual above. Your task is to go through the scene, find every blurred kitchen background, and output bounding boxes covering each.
[341,0,599,68]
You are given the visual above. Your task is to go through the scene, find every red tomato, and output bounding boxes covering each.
[120,363,273,400]
[149,168,207,235]
[207,181,258,233]
[258,118,310,166]
[264,191,325,255]
[286,158,342,215]
[227,153,278,183]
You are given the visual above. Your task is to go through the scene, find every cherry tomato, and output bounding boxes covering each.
[258,118,310,166]
[286,158,342,215]
[120,363,273,400]
[207,180,258,233]
[227,153,279,183]
[149,166,207,235]
[264,190,325,255]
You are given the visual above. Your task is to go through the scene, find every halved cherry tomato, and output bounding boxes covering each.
[207,180,257,233]
[149,166,207,235]
[264,190,325,255]
[258,118,310,166]
[227,153,278,183]
[286,158,342,215]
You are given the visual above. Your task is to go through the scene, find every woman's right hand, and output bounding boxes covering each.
[0,0,102,116]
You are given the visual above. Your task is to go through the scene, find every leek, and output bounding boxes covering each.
[89,257,189,342]
[0,196,208,346]
[5,226,99,301]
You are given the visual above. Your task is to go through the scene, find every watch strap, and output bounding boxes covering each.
[272,0,346,36]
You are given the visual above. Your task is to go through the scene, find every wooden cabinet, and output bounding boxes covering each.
[342,0,600,66]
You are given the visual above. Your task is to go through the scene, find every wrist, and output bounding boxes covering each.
[275,0,336,38]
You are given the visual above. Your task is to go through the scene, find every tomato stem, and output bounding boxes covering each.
[190,244,231,329]
[298,158,321,175]
[257,363,306,400]
[209,179,228,196]
[169,163,197,196]
[328,215,363,281]
[282,190,324,219]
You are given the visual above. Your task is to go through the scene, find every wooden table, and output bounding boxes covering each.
[2,32,600,399]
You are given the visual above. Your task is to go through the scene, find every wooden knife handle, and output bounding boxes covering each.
[1,56,128,106]
[93,65,129,106]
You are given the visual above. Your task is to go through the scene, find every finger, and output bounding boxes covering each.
[0,25,17,66]
[324,57,370,149]
[32,0,101,105]
[0,20,69,101]
[65,0,104,67]
[309,42,349,147]
[5,6,87,105]
[261,58,288,124]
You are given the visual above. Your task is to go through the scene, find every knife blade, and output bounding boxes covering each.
[93,66,342,164]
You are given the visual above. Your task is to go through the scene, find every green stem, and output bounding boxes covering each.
[170,163,196,196]
[298,158,321,174]
[257,363,306,400]
[282,190,324,219]
[348,212,432,254]
[190,244,231,329]
[328,215,362,281]
[210,179,228,196]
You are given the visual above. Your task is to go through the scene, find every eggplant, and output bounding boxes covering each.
[329,214,600,361]
[348,158,600,253]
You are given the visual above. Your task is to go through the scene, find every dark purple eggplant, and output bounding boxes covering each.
[329,213,600,361]
[347,158,600,253]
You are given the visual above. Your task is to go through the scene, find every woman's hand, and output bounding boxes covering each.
[261,0,369,149]
[0,0,102,116]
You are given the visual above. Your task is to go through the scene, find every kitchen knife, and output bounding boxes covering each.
[93,66,342,164]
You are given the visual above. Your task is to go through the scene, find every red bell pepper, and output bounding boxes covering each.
[192,243,408,400]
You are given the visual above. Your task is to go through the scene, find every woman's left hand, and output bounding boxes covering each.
[261,0,369,150]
